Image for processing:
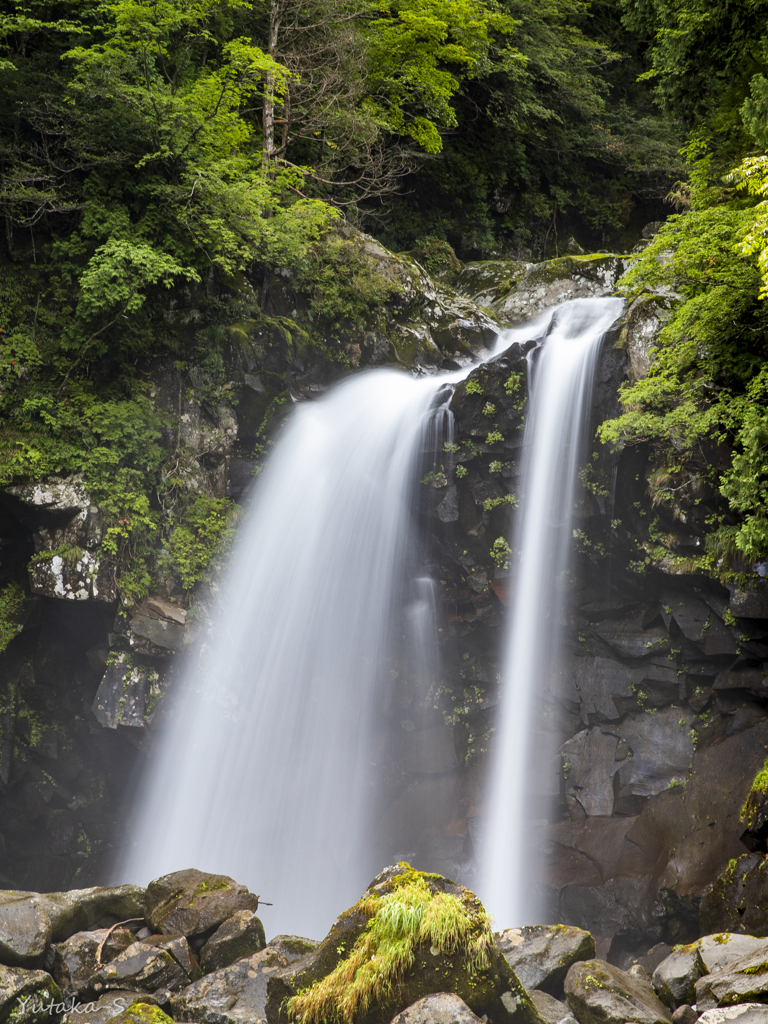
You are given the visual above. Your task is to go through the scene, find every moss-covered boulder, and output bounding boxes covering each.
[699,855,768,937]
[483,255,625,325]
[564,959,672,1024]
[0,964,63,1024]
[106,1003,174,1024]
[651,944,707,1009]
[265,864,544,1024]
[144,869,260,938]
[694,940,768,1010]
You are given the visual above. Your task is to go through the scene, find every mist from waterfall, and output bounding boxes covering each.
[478,296,624,928]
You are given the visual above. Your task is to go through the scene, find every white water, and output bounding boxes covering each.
[479,296,624,927]
[120,370,457,938]
[122,296,622,939]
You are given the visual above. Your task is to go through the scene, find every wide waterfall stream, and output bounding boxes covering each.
[122,297,622,938]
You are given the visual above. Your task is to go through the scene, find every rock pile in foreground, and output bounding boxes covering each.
[1,865,767,1024]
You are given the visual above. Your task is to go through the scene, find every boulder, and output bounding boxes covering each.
[698,1007,768,1024]
[619,295,674,382]
[40,886,146,942]
[265,935,317,965]
[199,911,266,973]
[700,858,768,937]
[53,928,135,994]
[496,925,595,994]
[61,992,158,1024]
[490,255,624,324]
[564,959,672,1024]
[144,870,261,938]
[670,1008,698,1024]
[529,990,578,1024]
[652,943,707,1009]
[140,935,200,981]
[694,941,768,1010]
[106,1004,175,1024]
[265,864,543,1024]
[0,894,52,968]
[89,943,189,995]
[389,992,485,1024]
[170,946,289,1024]
[0,963,63,1024]
[697,934,768,974]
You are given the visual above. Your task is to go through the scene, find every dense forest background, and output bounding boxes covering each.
[2,0,768,615]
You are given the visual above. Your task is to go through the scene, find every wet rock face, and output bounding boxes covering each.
[488,256,625,323]
[198,911,266,973]
[170,946,288,1024]
[388,992,485,1024]
[564,958,672,1024]
[496,925,596,996]
[144,870,261,939]
[0,964,63,1024]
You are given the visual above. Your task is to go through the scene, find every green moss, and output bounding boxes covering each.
[465,379,483,396]
[741,757,768,823]
[0,582,24,652]
[286,865,494,1024]
[111,1003,175,1024]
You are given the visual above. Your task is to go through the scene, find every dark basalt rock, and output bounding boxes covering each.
[52,928,135,995]
[699,856,768,937]
[170,946,289,1024]
[199,912,265,973]
[0,963,63,1024]
[144,870,261,938]
[496,924,595,996]
[694,939,768,1010]
[61,992,158,1024]
[89,943,189,995]
[264,935,317,964]
[389,992,484,1024]
[651,944,707,1009]
[140,935,200,982]
[564,958,672,1024]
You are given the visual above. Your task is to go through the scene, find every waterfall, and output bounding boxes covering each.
[478,296,624,927]
[121,296,622,940]
[120,369,457,939]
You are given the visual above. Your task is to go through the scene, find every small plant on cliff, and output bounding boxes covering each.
[741,757,768,825]
[490,536,511,569]
[286,866,493,1024]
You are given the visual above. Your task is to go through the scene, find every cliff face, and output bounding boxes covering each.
[2,241,765,964]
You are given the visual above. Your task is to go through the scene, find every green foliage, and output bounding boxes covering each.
[0,582,24,652]
[599,144,768,569]
[364,0,519,154]
[167,495,237,590]
[286,865,493,1024]
[490,536,510,568]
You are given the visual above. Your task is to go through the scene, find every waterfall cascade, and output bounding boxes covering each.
[122,297,622,939]
[479,296,624,927]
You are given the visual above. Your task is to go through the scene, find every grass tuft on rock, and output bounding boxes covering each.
[286,865,494,1024]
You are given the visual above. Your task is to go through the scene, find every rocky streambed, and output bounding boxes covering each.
[2,864,768,1024]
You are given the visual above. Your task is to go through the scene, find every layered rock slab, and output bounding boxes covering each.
[496,925,595,994]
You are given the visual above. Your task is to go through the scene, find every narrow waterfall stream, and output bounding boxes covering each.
[122,297,622,939]
[479,296,624,927]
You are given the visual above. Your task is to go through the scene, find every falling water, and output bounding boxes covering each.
[122,296,623,939]
[479,296,624,928]
[120,369,460,938]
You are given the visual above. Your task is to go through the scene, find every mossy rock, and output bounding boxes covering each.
[265,864,544,1024]
[491,255,625,325]
[453,261,532,306]
[144,869,260,938]
[108,1003,174,1024]
[699,854,768,937]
